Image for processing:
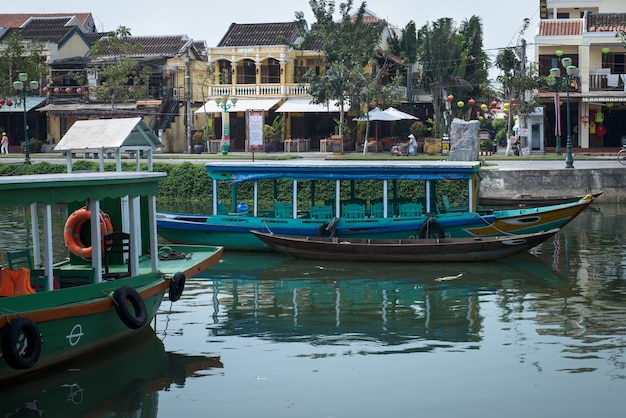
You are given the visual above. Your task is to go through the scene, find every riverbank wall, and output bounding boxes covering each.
[480,167,624,203]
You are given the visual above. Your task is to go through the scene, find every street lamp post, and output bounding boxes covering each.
[215,95,237,155]
[548,56,578,168]
[12,72,39,164]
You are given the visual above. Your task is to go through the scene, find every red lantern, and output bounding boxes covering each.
[510,98,516,103]
[0,99,4,105]
[447,94,454,101]
[54,87,60,94]
[6,100,12,107]
[596,123,607,137]
[65,87,73,94]
[468,98,476,106]
[491,101,498,107]
[42,86,49,94]
[75,87,82,95]
[581,115,589,124]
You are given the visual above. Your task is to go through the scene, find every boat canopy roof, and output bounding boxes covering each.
[204,160,482,184]
[0,171,166,206]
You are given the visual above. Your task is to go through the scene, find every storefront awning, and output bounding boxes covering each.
[0,97,46,113]
[195,98,281,113]
[275,98,345,113]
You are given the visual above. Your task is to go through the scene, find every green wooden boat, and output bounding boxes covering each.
[0,172,223,383]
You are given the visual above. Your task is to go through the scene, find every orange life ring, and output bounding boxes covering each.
[64,208,113,258]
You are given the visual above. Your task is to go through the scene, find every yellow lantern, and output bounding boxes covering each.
[457,101,465,108]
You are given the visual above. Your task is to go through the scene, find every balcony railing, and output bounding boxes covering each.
[208,83,310,98]
[588,71,625,91]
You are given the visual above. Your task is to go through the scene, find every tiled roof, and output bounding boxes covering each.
[0,13,93,30]
[587,13,626,32]
[538,19,583,36]
[4,18,81,44]
[94,35,195,58]
[218,22,299,47]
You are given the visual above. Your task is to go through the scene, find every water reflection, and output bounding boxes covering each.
[3,203,626,415]
[0,329,223,417]
[189,252,573,354]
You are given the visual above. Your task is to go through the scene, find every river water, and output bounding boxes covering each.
[1,203,625,417]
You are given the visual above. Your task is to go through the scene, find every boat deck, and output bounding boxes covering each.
[30,244,223,290]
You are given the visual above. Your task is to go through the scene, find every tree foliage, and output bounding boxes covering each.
[0,33,45,99]
[295,0,387,136]
[416,17,489,137]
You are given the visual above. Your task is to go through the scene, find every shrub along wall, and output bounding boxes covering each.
[0,161,468,210]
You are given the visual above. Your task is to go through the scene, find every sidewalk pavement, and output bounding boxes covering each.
[1,151,623,171]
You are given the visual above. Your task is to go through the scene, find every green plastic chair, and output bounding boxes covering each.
[341,203,365,219]
[310,205,333,220]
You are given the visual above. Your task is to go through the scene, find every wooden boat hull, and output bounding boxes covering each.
[251,229,561,262]
[0,244,222,384]
[479,191,603,207]
[157,196,592,251]
[0,273,166,383]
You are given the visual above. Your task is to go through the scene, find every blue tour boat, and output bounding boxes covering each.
[156,160,593,251]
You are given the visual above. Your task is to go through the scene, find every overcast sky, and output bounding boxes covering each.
[5,0,540,79]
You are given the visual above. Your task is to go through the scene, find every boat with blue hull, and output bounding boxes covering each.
[156,160,593,251]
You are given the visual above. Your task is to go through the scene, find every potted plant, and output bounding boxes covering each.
[263,116,284,152]
[192,130,205,154]
[480,139,494,155]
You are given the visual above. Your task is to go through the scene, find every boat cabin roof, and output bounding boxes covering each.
[0,171,166,206]
[54,117,162,153]
[204,160,482,183]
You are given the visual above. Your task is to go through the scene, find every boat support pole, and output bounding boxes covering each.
[129,195,141,277]
[30,203,41,267]
[335,180,341,218]
[41,204,54,291]
[254,182,259,217]
[292,180,298,218]
[89,198,103,283]
[148,194,159,272]
[383,180,389,218]
[212,179,218,216]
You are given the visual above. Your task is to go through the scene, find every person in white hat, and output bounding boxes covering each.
[1,132,8,155]
[407,133,417,156]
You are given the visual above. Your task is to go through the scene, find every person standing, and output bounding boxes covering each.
[1,132,8,155]
[407,134,418,156]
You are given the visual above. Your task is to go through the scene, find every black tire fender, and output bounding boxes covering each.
[1,317,42,369]
[169,272,186,302]
[317,217,338,238]
[418,217,445,239]
[112,286,147,329]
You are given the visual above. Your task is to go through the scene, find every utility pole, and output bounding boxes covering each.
[184,52,192,154]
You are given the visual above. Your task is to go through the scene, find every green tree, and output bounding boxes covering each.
[416,16,489,137]
[0,33,45,99]
[494,19,543,151]
[88,26,152,106]
[294,0,386,136]
[387,21,418,102]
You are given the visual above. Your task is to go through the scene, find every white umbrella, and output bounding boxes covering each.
[384,107,419,120]
[353,107,401,122]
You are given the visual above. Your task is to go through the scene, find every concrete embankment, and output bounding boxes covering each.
[480,164,625,203]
